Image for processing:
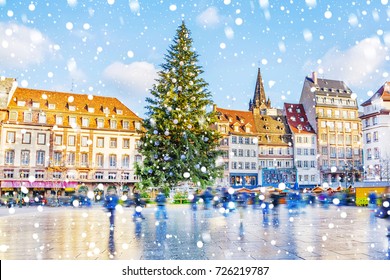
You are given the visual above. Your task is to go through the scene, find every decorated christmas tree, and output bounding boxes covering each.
[135,22,223,191]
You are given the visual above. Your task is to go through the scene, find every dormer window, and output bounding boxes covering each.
[117,109,123,115]
[300,117,304,122]
[297,124,303,131]
[48,104,56,109]
[69,105,76,111]
[134,121,141,130]
[17,101,26,107]
[88,107,95,113]
[110,119,117,129]
[288,107,293,113]
[103,107,110,114]
[234,124,239,132]
[296,108,301,113]
[32,102,40,108]
[290,116,296,121]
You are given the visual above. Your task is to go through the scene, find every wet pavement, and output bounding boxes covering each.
[0,203,389,260]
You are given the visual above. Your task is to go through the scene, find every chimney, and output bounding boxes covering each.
[312,71,318,85]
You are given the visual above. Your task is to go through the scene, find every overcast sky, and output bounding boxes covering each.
[1,0,389,116]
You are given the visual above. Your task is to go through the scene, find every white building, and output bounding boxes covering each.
[284,103,320,188]
[360,82,390,182]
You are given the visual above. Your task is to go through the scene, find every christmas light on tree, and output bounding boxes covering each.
[135,22,223,191]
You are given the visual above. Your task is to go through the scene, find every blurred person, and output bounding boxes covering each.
[368,192,377,211]
[155,189,168,219]
[132,190,146,221]
[189,191,199,211]
[201,187,214,210]
[104,188,119,230]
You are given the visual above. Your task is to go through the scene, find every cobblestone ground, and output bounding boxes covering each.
[0,203,389,260]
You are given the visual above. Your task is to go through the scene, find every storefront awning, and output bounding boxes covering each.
[0,181,77,189]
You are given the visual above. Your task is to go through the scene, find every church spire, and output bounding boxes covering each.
[249,68,270,111]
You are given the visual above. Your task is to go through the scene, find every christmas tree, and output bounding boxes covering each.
[135,22,223,191]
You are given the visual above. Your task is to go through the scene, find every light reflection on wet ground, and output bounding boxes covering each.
[0,204,389,260]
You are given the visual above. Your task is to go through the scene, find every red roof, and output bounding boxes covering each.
[284,103,315,134]
[216,107,257,134]
[361,82,390,106]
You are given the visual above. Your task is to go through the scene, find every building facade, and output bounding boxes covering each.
[300,72,363,188]
[0,78,142,199]
[249,69,295,188]
[360,82,390,182]
[284,103,320,188]
[214,107,259,189]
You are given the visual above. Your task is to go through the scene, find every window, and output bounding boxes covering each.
[88,107,94,113]
[24,112,32,122]
[53,172,62,179]
[6,131,15,143]
[96,154,104,167]
[330,147,336,158]
[318,109,324,117]
[297,148,302,155]
[69,105,76,111]
[21,150,30,165]
[4,169,14,178]
[374,148,380,159]
[95,172,104,180]
[135,155,142,162]
[123,138,130,149]
[238,137,243,144]
[238,149,243,157]
[97,119,104,128]
[5,150,15,165]
[231,136,237,144]
[269,148,274,155]
[36,151,45,166]
[373,116,378,125]
[80,172,88,180]
[69,116,76,126]
[48,104,56,109]
[122,172,130,180]
[232,149,237,157]
[38,112,46,124]
[22,132,31,144]
[82,118,89,127]
[245,162,250,169]
[366,133,372,144]
[135,122,141,130]
[68,135,76,146]
[304,149,309,156]
[35,170,45,179]
[251,162,257,170]
[238,162,243,169]
[338,147,345,158]
[342,111,348,119]
[327,109,332,117]
[232,162,237,169]
[122,155,130,168]
[310,149,315,155]
[9,111,18,121]
[67,152,75,165]
[109,154,117,167]
[53,152,62,165]
[110,120,117,129]
[321,147,328,155]
[245,149,250,157]
[81,153,88,166]
[311,161,316,168]
[110,138,117,148]
[19,170,29,178]
[96,137,104,148]
[56,116,63,125]
[37,133,46,145]
[55,135,62,145]
[373,131,379,142]
[367,149,372,160]
[123,120,129,129]
[81,136,88,147]
[108,172,117,180]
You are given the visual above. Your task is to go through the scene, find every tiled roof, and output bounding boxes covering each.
[284,103,315,134]
[9,87,141,119]
[215,107,257,134]
[254,113,291,146]
[305,76,353,97]
[361,82,390,106]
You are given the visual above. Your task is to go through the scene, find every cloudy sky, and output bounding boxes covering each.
[0,0,389,116]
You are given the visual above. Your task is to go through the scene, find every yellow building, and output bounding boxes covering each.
[0,78,142,200]
[299,72,363,187]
